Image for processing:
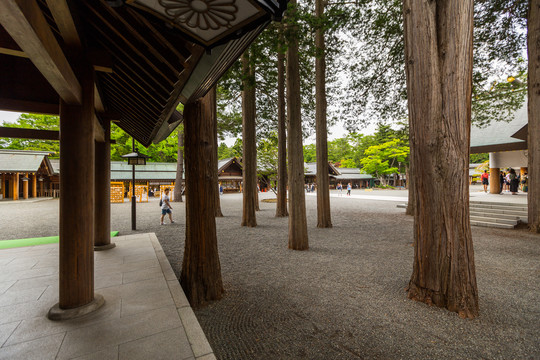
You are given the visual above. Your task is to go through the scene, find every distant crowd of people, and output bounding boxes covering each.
[480,169,528,195]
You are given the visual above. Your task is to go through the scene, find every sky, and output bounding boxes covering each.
[0,111,21,124]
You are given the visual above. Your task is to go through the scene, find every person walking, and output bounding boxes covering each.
[481,170,489,193]
[499,171,504,194]
[337,182,343,196]
[347,182,352,196]
[160,188,174,225]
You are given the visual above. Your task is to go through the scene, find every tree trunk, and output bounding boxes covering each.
[276,24,289,218]
[528,0,540,233]
[315,0,332,228]
[403,0,479,318]
[210,87,223,217]
[287,0,309,250]
[173,126,184,202]
[241,51,257,227]
[181,89,224,307]
[405,163,415,216]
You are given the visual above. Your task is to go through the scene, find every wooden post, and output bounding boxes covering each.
[48,64,103,320]
[94,121,115,250]
[489,168,500,194]
[1,174,5,199]
[32,173,37,198]
[181,90,224,307]
[23,172,29,199]
[12,173,19,200]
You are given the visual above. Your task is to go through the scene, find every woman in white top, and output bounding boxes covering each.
[160,188,175,225]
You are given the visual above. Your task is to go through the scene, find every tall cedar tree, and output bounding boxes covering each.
[287,0,309,250]
[276,23,289,217]
[315,0,332,228]
[181,89,224,307]
[403,0,479,318]
[173,126,184,202]
[241,51,258,227]
[528,0,540,232]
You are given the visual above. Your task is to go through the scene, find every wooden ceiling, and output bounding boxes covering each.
[0,0,287,146]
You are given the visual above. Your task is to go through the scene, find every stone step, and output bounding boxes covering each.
[470,200,526,208]
[470,203,527,212]
[470,220,516,229]
[470,215,518,226]
[469,208,527,218]
[469,210,520,221]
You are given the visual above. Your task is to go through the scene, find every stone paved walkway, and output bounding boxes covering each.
[0,233,215,360]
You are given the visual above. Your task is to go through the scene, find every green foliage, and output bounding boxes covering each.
[0,114,60,156]
[470,153,489,164]
[257,134,279,179]
[340,0,528,128]
[110,123,178,162]
[360,139,409,179]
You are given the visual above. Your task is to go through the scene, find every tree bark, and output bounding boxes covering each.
[241,51,257,227]
[528,0,540,233]
[403,0,479,318]
[181,89,224,307]
[173,126,184,202]
[276,26,289,218]
[315,0,332,228]
[405,162,414,216]
[210,87,223,217]
[287,0,309,250]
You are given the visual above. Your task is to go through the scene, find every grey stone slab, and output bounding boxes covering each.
[0,332,65,360]
[56,305,181,359]
[0,321,20,347]
[71,346,119,360]
[7,275,57,292]
[7,257,39,270]
[167,280,190,309]
[0,281,14,295]
[122,252,157,264]
[95,259,158,275]
[0,298,51,325]
[0,258,14,267]
[95,272,123,290]
[4,296,121,346]
[196,354,217,360]
[31,257,58,269]
[122,266,162,284]
[120,287,174,318]
[0,286,47,307]
[0,266,57,283]
[118,326,193,360]
[177,307,214,358]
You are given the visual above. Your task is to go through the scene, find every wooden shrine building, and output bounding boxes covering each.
[0,0,287,319]
[0,149,55,200]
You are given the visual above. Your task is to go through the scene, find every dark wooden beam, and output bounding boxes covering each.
[0,0,81,105]
[0,126,59,140]
[45,0,81,47]
[0,98,59,115]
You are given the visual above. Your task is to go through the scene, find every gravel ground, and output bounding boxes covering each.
[1,190,539,359]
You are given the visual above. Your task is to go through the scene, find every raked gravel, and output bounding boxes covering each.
[0,189,538,359]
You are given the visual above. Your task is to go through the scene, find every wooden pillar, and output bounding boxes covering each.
[12,173,19,200]
[489,168,500,194]
[94,121,115,250]
[1,174,5,199]
[180,90,224,307]
[31,173,37,198]
[48,64,103,320]
[23,172,29,199]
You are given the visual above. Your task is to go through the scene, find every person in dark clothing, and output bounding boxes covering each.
[499,172,504,194]
[508,168,519,195]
